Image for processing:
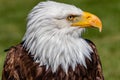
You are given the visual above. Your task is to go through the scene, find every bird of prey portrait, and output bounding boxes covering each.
[2,1,104,80]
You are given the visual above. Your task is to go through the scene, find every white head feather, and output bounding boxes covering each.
[22,1,93,73]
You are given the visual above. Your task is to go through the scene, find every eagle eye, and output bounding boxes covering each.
[67,15,76,21]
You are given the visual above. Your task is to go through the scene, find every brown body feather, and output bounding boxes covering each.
[2,40,104,80]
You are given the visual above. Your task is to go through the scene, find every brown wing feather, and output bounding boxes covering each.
[85,39,104,80]
[2,44,46,80]
[2,40,104,80]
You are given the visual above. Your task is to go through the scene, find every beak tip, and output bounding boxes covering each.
[99,29,102,32]
[99,26,102,32]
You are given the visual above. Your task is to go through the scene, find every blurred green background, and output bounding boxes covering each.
[0,0,120,79]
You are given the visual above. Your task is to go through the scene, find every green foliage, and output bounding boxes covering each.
[0,0,120,79]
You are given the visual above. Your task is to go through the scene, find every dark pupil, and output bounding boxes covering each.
[69,16,73,18]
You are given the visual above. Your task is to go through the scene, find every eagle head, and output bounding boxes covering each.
[22,1,102,73]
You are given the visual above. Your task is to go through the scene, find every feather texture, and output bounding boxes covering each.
[22,1,92,73]
[2,40,104,80]
[2,1,104,80]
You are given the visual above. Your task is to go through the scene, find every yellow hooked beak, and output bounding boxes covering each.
[72,12,102,32]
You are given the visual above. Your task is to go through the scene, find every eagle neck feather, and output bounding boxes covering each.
[22,1,93,73]
[23,27,93,73]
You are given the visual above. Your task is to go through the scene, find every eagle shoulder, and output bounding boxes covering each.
[85,39,104,80]
[2,44,46,80]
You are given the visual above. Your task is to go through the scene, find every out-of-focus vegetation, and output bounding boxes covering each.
[0,0,120,79]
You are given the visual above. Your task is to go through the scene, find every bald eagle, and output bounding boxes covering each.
[2,1,104,80]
